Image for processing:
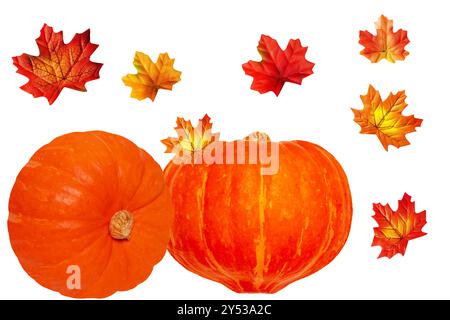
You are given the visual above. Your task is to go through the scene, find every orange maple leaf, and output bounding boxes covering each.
[122,51,181,101]
[351,85,422,151]
[372,193,427,259]
[359,15,410,63]
[12,24,102,105]
[161,114,219,160]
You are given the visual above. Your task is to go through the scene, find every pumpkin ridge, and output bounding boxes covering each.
[8,209,107,224]
[260,141,300,291]
[165,162,184,198]
[309,142,352,247]
[169,168,220,284]
[122,154,147,205]
[8,222,106,258]
[253,167,267,290]
[89,131,120,183]
[9,195,110,257]
[294,142,335,275]
[211,164,247,292]
[23,160,105,202]
[264,261,290,293]
[226,165,248,292]
[299,142,336,267]
[121,149,166,211]
[70,236,115,298]
[261,141,324,291]
[23,233,114,299]
[225,162,258,293]
[126,173,165,213]
[286,141,350,281]
[13,231,110,270]
[198,168,243,290]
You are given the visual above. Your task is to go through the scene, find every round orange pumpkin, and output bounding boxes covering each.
[8,131,173,298]
[165,134,352,293]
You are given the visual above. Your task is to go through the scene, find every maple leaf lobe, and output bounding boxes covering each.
[242,34,314,96]
[352,85,422,151]
[122,51,181,102]
[372,193,427,259]
[13,24,102,105]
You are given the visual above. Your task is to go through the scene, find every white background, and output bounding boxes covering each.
[0,0,447,299]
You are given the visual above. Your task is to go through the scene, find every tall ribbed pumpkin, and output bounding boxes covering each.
[8,131,173,298]
[164,131,352,293]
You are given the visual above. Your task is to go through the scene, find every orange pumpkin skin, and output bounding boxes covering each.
[8,131,173,298]
[165,139,352,293]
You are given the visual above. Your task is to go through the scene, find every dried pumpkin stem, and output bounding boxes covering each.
[109,210,134,240]
[245,132,271,143]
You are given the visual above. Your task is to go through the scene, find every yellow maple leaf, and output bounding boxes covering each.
[122,51,181,101]
[161,114,219,156]
[352,85,422,151]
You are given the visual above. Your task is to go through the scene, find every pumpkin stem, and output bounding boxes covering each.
[245,132,271,143]
[109,210,134,240]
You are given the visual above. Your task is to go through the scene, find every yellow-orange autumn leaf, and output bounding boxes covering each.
[352,85,422,151]
[122,51,181,101]
[161,114,219,156]
[359,15,409,63]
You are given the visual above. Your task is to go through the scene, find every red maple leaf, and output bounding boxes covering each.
[372,193,427,259]
[13,24,103,105]
[242,34,314,96]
